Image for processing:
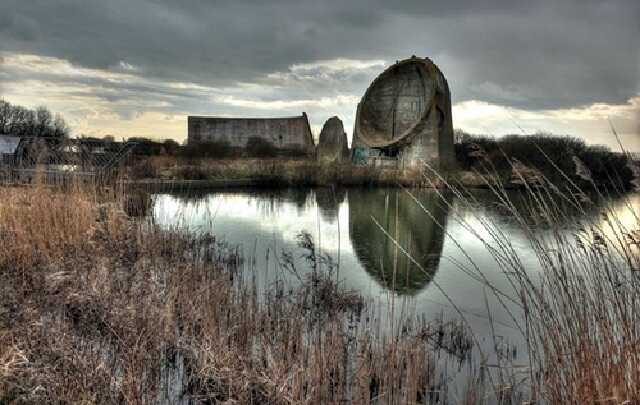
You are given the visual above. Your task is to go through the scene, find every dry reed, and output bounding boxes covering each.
[0,183,465,404]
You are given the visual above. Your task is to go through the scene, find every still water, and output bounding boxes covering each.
[152,187,640,365]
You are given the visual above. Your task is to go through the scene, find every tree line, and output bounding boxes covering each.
[0,99,69,138]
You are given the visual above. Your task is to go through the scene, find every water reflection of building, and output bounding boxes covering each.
[314,188,347,222]
[348,189,449,294]
[167,188,313,218]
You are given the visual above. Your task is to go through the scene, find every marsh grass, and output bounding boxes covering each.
[0,180,476,404]
[3,142,638,404]
[132,156,432,187]
[408,142,640,403]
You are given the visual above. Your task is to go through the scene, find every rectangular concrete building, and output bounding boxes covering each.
[188,113,315,155]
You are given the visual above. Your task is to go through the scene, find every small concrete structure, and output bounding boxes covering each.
[188,113,315,155]
[316,116,349,163]
[352,56,455,171]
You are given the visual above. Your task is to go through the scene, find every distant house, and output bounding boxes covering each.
[187,113,315,156]
[0,135,22,165]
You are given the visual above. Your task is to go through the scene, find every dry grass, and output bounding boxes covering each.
[414,154,640,404]
[132,156,435,187]
[0,183,463,404]
[489,166,639,403]
[4,151,636,403]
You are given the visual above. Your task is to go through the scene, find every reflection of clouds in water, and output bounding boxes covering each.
[152,188,453,298]
[151,188,640,366]
[153,189,354,255]
[591,193,640,256]
[601,194,640,231]
[153,189,640,300]
[161,189,314,220]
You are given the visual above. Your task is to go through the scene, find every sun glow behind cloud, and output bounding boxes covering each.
[453,99,640,152]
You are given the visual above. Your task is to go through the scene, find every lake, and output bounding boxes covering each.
[152,187,640,380]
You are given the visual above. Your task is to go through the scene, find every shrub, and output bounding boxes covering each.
[174,165,209,180]
[127,138,167,156]
[455,133,634,191]
[127,159,156,179]
[180,141,235,159]
[162,139,180,155]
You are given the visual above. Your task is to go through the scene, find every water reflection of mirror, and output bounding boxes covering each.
[348,189,449,295]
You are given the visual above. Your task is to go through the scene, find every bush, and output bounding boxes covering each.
[128,159,156,179]
[0,100,69,138]
[455,133,634,191]
[162,139,180,155]
[128,138,166,156]
[180,141,234,159]
[174,165,209,180]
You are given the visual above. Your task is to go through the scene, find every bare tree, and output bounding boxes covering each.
[0,99,68,138]
[0,100,11,133]
[53,114,69,138]
[453,128,471,144]
[35,106,53,137]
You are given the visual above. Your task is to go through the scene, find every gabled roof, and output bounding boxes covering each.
[0,135,21,154]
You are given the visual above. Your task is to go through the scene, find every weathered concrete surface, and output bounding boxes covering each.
[348,188,448,294]
[352,56,455,171]
[188,113,315,155]
[316,116,349,163]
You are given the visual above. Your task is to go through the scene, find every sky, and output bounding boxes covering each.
[1,0,638,151]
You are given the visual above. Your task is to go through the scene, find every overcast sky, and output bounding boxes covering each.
[1,0,638,150]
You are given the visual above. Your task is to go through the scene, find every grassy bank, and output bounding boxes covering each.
[417,162,640,403]
[0,184,472,404]
[128,156,437,187]
[120,134,639,191]
[1,172,638,403]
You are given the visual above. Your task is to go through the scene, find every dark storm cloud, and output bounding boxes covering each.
[1,0,638,110]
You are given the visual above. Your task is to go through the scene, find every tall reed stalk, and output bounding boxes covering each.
[0,182,472,404]
[409,147,640,403]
